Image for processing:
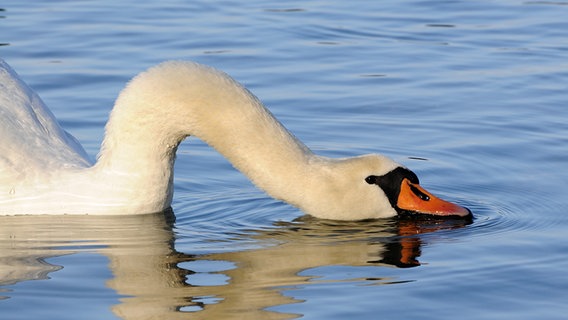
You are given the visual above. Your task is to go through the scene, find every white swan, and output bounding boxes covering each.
[0,59,470,220]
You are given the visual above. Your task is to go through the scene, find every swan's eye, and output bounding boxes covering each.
[409,184,430,201]
[365,175,378,185]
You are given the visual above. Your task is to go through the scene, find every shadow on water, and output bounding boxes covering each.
[0,209,470,319]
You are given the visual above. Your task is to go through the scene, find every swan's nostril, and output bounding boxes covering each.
[409,184,430,201]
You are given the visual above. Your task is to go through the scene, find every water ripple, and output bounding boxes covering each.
[173,187,298,254]
[458,184,566,240]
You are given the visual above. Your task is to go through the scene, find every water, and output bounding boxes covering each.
[1,0,568,319]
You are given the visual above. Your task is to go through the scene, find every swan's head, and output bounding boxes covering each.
[301,155,471,221]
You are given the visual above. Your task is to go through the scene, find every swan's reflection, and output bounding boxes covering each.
[0,211,469,319]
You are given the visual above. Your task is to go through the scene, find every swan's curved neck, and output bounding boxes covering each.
[196,89,317,206]
[95,62,319,209]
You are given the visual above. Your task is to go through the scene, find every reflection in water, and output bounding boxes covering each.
[0,211,469,319]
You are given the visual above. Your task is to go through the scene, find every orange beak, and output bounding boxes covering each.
[397,178,471,218]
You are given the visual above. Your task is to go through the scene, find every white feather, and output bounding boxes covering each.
[0,60,400,219]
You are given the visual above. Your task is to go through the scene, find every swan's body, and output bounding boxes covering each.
[0,59,470,220]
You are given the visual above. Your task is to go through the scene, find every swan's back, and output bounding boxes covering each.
[0,60,91,188]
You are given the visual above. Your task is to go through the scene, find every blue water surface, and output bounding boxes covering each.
[1,1,568,319]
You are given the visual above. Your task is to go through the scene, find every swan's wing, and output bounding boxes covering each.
[0,59,92,185]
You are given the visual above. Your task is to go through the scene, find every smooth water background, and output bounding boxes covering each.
[1,1,568,319]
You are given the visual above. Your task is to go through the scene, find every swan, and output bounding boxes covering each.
[0,59,471,220]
